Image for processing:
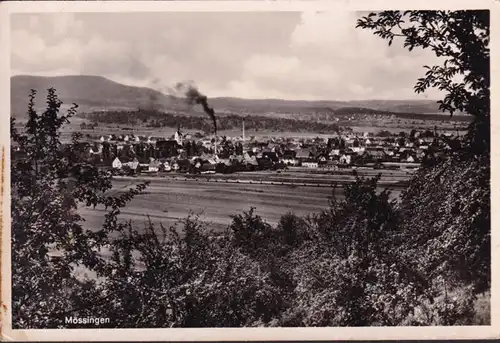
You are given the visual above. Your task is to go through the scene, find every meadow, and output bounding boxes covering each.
[78,176,404,235]
[14,112,467,143]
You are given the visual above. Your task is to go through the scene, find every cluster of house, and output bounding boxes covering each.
[286,135,435,169]
[75,127,451,174]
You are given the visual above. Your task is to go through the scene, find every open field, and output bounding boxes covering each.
[13,114,468,144]
[145,168,413,187]
[78,176,404,235]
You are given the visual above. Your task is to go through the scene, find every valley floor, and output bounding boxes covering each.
[78,174,404,234]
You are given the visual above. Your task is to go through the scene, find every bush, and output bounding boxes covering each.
[11,89,149,328]
[398,152,490,293]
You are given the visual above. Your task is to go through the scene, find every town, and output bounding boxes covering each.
[61,122,456,176]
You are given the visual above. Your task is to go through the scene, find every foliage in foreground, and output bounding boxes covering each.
[11,89,149,328]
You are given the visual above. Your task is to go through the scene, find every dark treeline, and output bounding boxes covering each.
[79,109,341,133]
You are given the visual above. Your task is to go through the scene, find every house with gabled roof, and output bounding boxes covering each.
[365,148,386,160]
[329,149,341,157]
[406,155,416,163]
[351,146,365,154]
[302,158,318,169]
[339,153,352,165]
[295,148,311,160]
[112,157,123,169]
[321,160,338,170]
[163,160,172,172]
[200,163,216,174]
[126,157,140,171]
[383,148,395,157]
[281,155,298,166]
[148,159,161,172]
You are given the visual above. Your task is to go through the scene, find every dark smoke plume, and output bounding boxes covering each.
[176,82,217,135]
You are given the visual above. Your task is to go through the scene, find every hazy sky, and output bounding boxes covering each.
[11,11,443,101]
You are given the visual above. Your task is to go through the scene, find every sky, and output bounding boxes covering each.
[11,11,444,101]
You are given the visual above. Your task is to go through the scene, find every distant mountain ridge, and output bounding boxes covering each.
[11,75,467,119]
[11,75,181,117]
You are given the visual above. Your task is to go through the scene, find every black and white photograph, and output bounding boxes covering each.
[1,0,496,340]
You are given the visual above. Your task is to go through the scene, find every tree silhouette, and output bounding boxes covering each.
[357,11,491,305]
[356,10,489,155]
[11,89,149,328]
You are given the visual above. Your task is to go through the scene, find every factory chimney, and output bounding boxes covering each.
[242,119,246,142]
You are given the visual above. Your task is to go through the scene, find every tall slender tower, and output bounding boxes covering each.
[214,134,217,155]
[214,126,218,155]
[242,119,246,142]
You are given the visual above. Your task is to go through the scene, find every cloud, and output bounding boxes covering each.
[291,11,378,54]
[11,18,150,81]
[50,13,84,38]
[229,54,340,100]
[11,29,82,74]
[11,11,446,101]
[79,36,152,80]
[213,11,444,100]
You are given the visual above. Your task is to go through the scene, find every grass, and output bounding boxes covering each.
[78,178,337,233]
[78,176,403,235]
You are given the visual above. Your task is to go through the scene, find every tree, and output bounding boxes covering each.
[398,152,490,293]
[409,129,417,139]
[357,10,490,311]
[339,138,346,150]
[184,141,193,156]
[356,11,489,155]
[376,130,392,137]
[397,136,406,147]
